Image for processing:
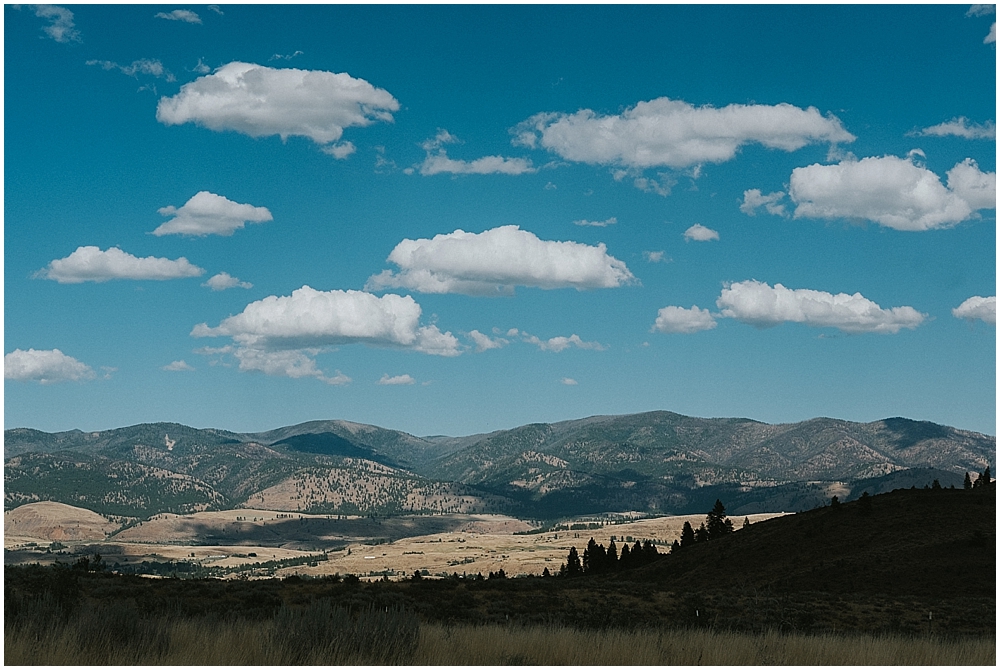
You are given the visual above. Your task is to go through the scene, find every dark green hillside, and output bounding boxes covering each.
[4,451,227,517]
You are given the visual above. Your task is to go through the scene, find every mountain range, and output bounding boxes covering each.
[4,412,994,519]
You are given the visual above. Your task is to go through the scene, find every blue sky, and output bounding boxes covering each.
[5,4,996,437]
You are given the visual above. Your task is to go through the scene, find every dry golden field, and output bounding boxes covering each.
[4,501,782,577]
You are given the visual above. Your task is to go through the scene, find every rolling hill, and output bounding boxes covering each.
[4,412,994,519]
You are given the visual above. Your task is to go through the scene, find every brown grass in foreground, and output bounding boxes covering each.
[5,598,992,666]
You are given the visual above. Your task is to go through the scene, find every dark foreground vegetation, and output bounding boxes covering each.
[6,486,994,664]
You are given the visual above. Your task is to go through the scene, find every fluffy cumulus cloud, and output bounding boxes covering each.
[378,373,415,385]
[366,225,635,296]
[952,296,996,324]
[916,117,995,140]
[683,224,719,242]
[643,250,669,263]
[162,360,195,372]
[191,286,459,382]
[156,62,399,152]
[652,305,718,334]
[5,348,95,383]
[788,155,996,230]
[740,189,788,217]
[31,5,80,43]
[512,97,854,169]
[153,191,273,236]
[716,280,925,334]
[202,272,252,291]
[38,246,204,283]
[155,9,201,23]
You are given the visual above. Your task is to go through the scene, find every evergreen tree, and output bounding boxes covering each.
[706,499,732,539]
[932,479,942,490]
[542,567,551,577]
[830,495,841,509]
[607,539,619,570]
[632,539,643,558]
[742,517,751,528]
[695,522,709,543]
[619,542,631,568]
[680,521,695,547]
[973,467,992,490]
[964,472,973,490]
[565,546,582,576]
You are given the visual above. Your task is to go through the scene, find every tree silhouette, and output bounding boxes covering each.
[564,546,582,577]
[742,516,751,528]
[695,522,709,543]
[607,539,618,570]
[964,472,973,490]
[619,542,631,568]
[705,499,733,540]
[680,521,695,548]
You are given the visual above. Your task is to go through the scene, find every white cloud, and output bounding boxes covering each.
[415,152,536,176]
[153,191,273,237]
[740,189,788,217]
[631,173,675,197]
[87,59,174,82]
[192,58,211,74]
[162,360,195,372]
[38,246,205,284]
[231,348,351,384]
[716,280,926,334]
[269,50,304,62]
[378,373,415,386]
[643,250,670,263]
[203,272,252,291]
[683,224,720,242]
[191,285,460,385]
[366,225,635,296]
[156,62,399,151]
[521,333,605,352]
[952,296,996,324]
[155,9,201,23]
[560,377,578,386]
[5,348,95,383]
[512,97,854,169]
[468,330,508,352]
[986,22,997,43]
[322,141,356,160]
[573,217,617,227]
[652,305,718,334]
[915,117,995,140]
[789,155,995,230]
[967,5,995,17]
[32,5,80,43]
[207,5,223,15]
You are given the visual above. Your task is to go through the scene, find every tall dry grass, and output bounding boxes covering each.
[413,624,994,665]
[5,597,993,665]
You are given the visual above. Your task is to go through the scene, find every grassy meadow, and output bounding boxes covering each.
[5,597,993,665]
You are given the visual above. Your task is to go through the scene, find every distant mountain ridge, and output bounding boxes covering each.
[4,412,994,519]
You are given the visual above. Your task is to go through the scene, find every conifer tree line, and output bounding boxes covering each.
[558,499,739,576]
[964,467,993,490]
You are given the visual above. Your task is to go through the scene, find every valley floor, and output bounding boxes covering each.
[4,502,783,579]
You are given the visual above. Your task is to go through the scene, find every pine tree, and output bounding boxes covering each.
[706,499,732,540]
[964,472,973,490]
[670,539,680,553]
[619,542,631,568]
[680,521,695,547]
[607,539,619,570]
[695,522,709,542]
[565,546,582,576]
[742,516,751,528]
